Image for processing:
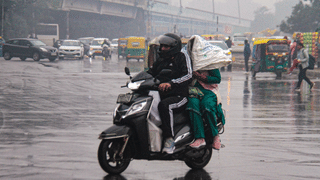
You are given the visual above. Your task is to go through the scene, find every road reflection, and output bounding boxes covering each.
[174,169,212,180]
[103,174,127,180]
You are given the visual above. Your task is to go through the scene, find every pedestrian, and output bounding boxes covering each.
[225,36,232,48]
[294,42,314,92]
[147,33,192,154]
[244,39,251,73]
[187,69,225,150]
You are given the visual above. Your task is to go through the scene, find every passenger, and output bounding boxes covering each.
[147,33,192,154]
[187,69,225,150]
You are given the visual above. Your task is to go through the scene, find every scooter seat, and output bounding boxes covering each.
[173,111,189,126]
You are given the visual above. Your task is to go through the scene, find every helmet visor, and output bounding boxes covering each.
[158,35,178,47]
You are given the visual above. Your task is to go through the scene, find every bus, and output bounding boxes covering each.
[35,23,59,46]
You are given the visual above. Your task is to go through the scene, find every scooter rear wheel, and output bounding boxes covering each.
[98,139,131,174]
[184,146,212,169]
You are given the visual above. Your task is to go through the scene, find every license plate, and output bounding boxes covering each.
[95,50,101,53]
[51,52,57,56]
[276,65,283,69]
[117,93,133,103]
[238,44,244,46]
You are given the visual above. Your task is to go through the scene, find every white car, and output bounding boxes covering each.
[58,40,84,59]
[110,38,118,53]
[208,40,233,71]
[232,36,247,53]
[89,38,110,58]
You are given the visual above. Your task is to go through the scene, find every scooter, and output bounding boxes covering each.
[97,67,218,174]
[102,44,111,59]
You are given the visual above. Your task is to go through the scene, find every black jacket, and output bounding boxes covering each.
[147,52,192,98]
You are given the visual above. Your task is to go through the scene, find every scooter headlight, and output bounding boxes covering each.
[271,57,275,61]
[123,100,147,117]
[128,80,145,90]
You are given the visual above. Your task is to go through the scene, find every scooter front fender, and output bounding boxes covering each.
[98,124,132,140]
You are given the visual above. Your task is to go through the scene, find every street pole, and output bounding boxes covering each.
[66,11,69,39]
[212,0,215,34]
[217,16,218,33]
[1,0,4,37]
[237,0,241,24]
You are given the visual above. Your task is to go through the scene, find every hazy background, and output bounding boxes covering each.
[170,0,299,21]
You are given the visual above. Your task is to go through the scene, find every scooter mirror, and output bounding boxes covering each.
[124,67,130,76]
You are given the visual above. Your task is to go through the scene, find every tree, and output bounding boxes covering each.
[280,0,320,33]
[250,6,275,32]
[0,0,61,39]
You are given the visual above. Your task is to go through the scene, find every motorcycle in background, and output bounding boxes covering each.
[102,44,111,59]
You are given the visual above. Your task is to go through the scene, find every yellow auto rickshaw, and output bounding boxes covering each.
[201,34,226,41]
[251,38,290,78]
[181,37,189,48]
[125,37,146,62]
[118,38,127,59]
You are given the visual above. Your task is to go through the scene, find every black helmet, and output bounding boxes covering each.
[158,33,182,59]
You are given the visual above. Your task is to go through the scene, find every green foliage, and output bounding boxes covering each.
[280,0,320,33]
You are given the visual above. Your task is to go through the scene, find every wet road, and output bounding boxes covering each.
[0,54,320,180]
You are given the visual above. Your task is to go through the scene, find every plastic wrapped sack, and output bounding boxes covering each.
[181,35,232,71]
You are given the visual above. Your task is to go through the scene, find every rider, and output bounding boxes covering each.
[101,39,110,47]
[101,39,110,57]
[147,33,192,154]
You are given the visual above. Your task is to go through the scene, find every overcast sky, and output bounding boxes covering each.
[170,0,290,20]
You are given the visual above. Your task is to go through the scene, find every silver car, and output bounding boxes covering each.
[110,38,118,54]
[58,40,84,60]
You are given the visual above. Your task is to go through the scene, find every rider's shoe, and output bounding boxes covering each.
[162,137,175,154]
[212,136,221,150]
[189,138,206,148]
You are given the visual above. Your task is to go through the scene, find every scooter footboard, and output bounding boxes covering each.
[99,125,132,140]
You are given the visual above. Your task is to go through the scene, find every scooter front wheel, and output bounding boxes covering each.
[98,139,132,174]
[184,146,212,169]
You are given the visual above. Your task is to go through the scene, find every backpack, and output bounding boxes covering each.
[307,54,315,70]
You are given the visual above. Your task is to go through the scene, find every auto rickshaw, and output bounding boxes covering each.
[201,34,226,41]
[118,38,127,59]
[181,37,189,48]
[125,37,146,62]
[251,39,290,78]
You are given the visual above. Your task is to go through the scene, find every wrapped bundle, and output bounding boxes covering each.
[181,35,232,71]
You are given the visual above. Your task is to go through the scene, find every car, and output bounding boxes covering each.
[0,37,5,57]
[208,40,233,71]
[2,38,58,61]
[110,38,118,53]
[232,35,247,53]
[78,37,94,56]
[88,38,110,58]
[58,39,84,60]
